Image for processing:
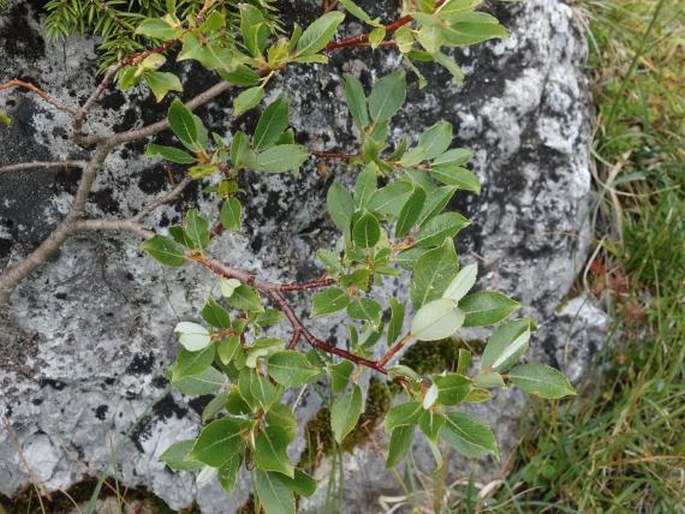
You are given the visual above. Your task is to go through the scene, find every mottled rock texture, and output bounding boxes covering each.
[0,0,605,512]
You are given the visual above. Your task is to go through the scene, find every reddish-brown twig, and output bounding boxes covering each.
[324,15,413,52]
[0,79,78,115]
[280,276,335,292]
[310,150,359,160]
[378,332,413,367]
[191,254,388,374]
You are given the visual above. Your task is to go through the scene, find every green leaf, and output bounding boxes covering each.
[316,249,343,274]
[233,86,264,117]
[297,11,346,56]
[344,73,369,128]
[430,165,480,193]
[276,470,317,497]
[339,0,379,26]
[141,235,187,267]
[190,417,250,467]
[457,348,472,375]
[144,71,182,102]
[254,96,289,150]
[422,383,439,410]
[352,212,381,248]
[311,287,350,317]
[418,410,445,441]
[230,130,256,170]
[250,372,283,410]
[432,373,471,405]
[442,15,508,47]
[395,187,426,238]
[220,197,242,231]
[218,452,243,494]
[202,393,228,422]
[268,351,321,387]
[160,440,203,471]
[218,278,241,299]
[388,365,419,382]
[226,284,264,312]
[347,298,382,324]
[134,18,176,40]
[464,388,492,403]
[474,372,504,388]
[416,211,470,247]
[118,67,141,91]
[187,163,217,179]
[400,121,453,167]
[417,185,457,226]
[480,319,531,373]
[168,99,200,151]
[368,181,414,219]
[255,144,309,173]
[221,65,262,87]
[385,401,422,431]
[217,335,242,365]
[386,425,414,468]
[172,346,215,379]
[354,165,377,209]
[459,292,521,327]
[266,403,298,441]
[409,239,458,309]
[331,385,363,443]
[433,51,465,84]
[327,182,355,237]
[368,27,386,48]
[174,321,211,351]
[368,70,406,123]
[185,208,209,251]
[255,426,294,477]
[254,470,296,514]
[239,4,269,57]
[442,262,477,302]
[432,148,473,167]
[509,363,576,399]
[146,143,195,164]
[255,309,286,326]
[330,360,355,393]
[411,298,465,341]
[172,367,225,395]
[387,297,405,346]
[0,110,12,126]
[441,411,498,459]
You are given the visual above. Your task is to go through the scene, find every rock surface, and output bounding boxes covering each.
[0,0,606,512]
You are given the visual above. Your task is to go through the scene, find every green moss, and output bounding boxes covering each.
[398,338,483,375]
[300,378,392,469]
[386,338,483,394]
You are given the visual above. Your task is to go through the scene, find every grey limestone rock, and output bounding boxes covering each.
[0,0,605,511]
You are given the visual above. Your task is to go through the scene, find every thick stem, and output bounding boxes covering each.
[79,80,234,147]
[0,144,110,305]
[0,160,87,174]
[72,220,155,240]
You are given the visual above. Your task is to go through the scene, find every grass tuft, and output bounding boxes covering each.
[482,0,685,511]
